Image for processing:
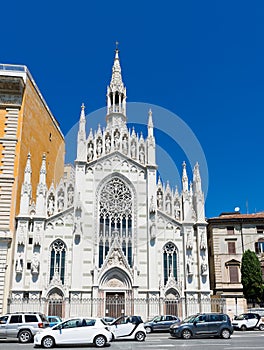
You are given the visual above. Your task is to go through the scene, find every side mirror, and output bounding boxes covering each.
[193,320,197,326]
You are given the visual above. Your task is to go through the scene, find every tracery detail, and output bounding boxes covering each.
[100,177,132,216]
[99,177,133,268]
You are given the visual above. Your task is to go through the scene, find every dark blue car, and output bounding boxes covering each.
[170,313,233,339]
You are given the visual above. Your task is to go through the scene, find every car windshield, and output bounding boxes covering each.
[182,314,199,323]
[151,316,162,322]
[235,314,247,320]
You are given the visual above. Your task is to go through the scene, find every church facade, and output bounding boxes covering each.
[9,50,211,319]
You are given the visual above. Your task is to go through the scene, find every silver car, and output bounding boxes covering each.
[0,312,49,343]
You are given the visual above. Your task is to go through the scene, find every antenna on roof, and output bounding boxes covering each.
[234,207,240,212]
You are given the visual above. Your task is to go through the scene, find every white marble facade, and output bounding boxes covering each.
[11,50,210,314]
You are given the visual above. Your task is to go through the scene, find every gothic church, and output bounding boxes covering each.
[10,49,210,318]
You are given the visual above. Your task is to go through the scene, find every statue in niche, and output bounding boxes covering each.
[67,186,74,206]
[114,131,120,150]
[157,191,163,209]
[87,143,94,161]
[187,255,194,275]
[201,256,208,275]
[139,148,145,164]
[47,195,55,216]
[165,196,171,215]
[97,139,102,156]
[105,136,111,153]
[174,202,180,219]
[16,253,23,273]
[122,137,128,155]
[186,232,193,249]
[149,195,156,214]
[200,231,207,250]
[31,252,39,274]
[57,190,64,212]
[150,221,156,240]
[131,142,136,159]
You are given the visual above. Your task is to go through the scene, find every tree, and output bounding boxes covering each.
[241,249,264,304]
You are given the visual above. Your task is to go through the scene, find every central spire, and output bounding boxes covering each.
[106,45,127,129]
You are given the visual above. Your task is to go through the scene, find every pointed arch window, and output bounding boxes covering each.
[163,242,178,285]
[49,239,66,284]
[98,177,133,268]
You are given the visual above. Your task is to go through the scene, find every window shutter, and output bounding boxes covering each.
[229,266,239,283]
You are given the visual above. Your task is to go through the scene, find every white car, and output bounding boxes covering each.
[108,315,146,341]
[232,313,264,331]
[34,317,112,348]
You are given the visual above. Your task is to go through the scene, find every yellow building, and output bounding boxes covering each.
[0,64,65,313]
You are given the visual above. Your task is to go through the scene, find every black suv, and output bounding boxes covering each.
[0,312,49,343]
[170,312,233,339]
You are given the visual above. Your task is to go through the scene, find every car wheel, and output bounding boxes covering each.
[145,326,152,333]
[18,330,32,343]
[221,328,231,339]
[181,329,192,339]
[135,331,146,341]
[241,325,247,331]
[94,335,107,348]
[259,323,264,331]
[42,336,55,348]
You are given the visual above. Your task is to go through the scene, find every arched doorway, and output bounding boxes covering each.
[165,289,180,318]
[100,267,132,318]
[47,287,64,318]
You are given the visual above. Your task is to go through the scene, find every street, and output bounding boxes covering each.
[1,331,264,350]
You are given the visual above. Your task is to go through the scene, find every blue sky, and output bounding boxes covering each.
[2,1,264,218]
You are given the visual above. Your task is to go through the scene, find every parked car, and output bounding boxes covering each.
[101,316,116,324]
[232,312,264,331]
[47,316,62,327]
[144,315,180,333]
[108,315,146,341]
[0,312,49,343]
[34,317,112,348]
[170,313,233,339]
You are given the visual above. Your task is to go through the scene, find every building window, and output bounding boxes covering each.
[163,242,178,285]
[257,226,264,234]
[228,241,236,254]
[225,260,240,283]
[98,177,133,267]
[49,239,66,284]
[255,239,264,254]
[229,265,239,283]
[227,226,234,235]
